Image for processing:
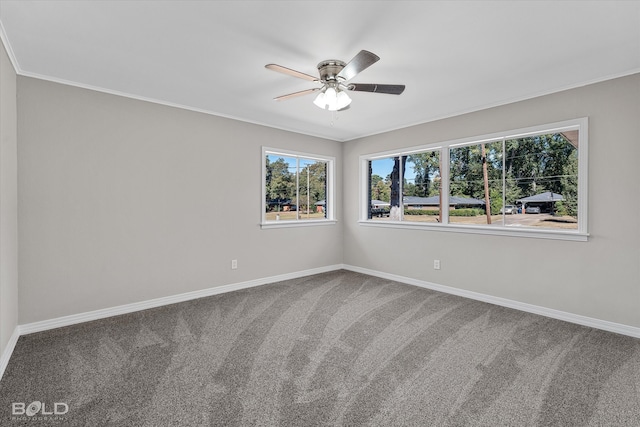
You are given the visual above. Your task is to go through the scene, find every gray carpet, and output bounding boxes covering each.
[1,270,639,426]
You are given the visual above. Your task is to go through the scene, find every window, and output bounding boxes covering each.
[262,148,335,228]
[360,118,588,240]
[368,150,441,223]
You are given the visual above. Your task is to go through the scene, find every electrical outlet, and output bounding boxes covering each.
[231,259,238,270]
[434,260,441,270]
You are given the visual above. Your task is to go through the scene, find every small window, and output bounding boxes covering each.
[360,118,587,240]
[262,148,335,228]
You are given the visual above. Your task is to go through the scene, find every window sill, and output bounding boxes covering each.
[261,220,338,230]
[357,220,588,241]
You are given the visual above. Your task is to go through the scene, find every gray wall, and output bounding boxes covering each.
[0,39,18,353]
[17,77,343,324]
[13,70,640,331]
[343,73,640,328]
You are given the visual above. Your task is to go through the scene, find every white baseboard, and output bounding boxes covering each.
[1,265,342,380]
[343,264,640,339]
[19,264,344,336]
[0,327,20,381]
[3,263,638,382]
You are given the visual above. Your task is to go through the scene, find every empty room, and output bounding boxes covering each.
[0,1,639,426]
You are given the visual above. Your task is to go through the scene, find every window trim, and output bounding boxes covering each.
[262,147,336,229]
[359,118,588,241]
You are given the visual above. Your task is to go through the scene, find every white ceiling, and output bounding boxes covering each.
[1,1,639,141]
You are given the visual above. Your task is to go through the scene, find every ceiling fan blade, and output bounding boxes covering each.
[273,88,320,101]
[337,50,380,81]
[265,64,318,82]
[348,83,405,95]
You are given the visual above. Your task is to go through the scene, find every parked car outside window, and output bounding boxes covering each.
[525,206,541,214]
[500,205,517,215]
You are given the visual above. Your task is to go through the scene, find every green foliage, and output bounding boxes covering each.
[371,174,391,202]
[265,156,295,209]
[369,151,441,206]
[406,151,441,197]
[450,208,484,217]
[403,208,483,216]
[554,201,568,216]
[558,150,578,216]
[298,161,327,209]
[265,155,327,212]
[404,209,440,215]
[504,133,577,212]
[447,134,578,218]
[489,187,502,215]
[450,141,503,201]
[505,172,523,207]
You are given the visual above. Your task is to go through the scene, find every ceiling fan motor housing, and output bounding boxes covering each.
[317,60,346,83]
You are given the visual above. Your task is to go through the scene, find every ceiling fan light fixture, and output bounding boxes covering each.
[324,86,337,98]
[313,90,327,109]
[313,86,351,111]
[335,90,352,110]
[324,87,338,109]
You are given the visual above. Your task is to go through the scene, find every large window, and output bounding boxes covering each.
[262,148,335,228]
[360,119,587,240]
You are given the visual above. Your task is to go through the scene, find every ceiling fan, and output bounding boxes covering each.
[265,50,405,111]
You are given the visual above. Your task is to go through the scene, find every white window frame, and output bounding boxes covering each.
[262,147,336,229]
[359,118,588,241]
